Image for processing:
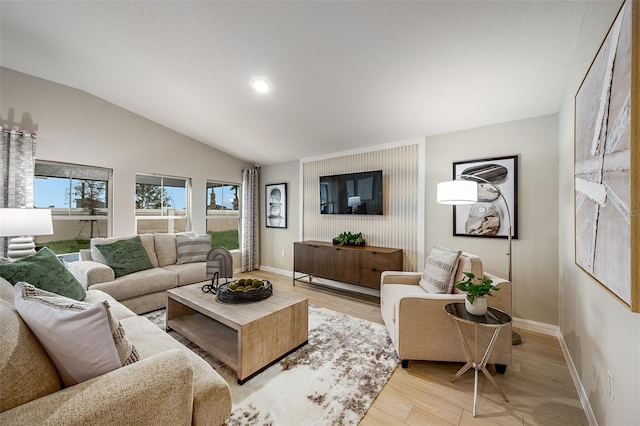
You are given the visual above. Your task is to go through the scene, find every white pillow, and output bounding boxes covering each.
[14,282,139,386]
[419,246,462,294]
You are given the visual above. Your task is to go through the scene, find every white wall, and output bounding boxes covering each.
[558,1,640,424]
[425,114,559,326]
[1,67,252,237]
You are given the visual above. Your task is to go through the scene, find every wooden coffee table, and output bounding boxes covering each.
[166,283,308,384]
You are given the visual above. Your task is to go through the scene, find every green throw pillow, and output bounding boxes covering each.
[0,247,86,301]
[95,236,154,278]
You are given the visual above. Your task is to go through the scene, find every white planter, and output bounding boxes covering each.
[465,297,488,316]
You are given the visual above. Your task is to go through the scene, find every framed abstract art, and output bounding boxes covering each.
[574,0,639,312]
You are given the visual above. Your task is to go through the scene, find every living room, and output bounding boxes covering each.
[1,1,638,425]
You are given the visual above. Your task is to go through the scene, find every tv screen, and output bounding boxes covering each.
[319,170,383,215]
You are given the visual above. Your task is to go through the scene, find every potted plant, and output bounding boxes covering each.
[454,272,499,315]
[332,231,365,246]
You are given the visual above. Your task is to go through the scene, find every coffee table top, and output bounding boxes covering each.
[167,282,309,328]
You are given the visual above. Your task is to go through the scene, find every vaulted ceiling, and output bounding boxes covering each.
[1,1,588,165]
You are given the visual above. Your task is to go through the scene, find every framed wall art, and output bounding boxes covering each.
[574,0,639,312]
[452,155,518,239]
[265,183,287,229]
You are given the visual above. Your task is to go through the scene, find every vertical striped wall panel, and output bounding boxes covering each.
[302,144,419,271]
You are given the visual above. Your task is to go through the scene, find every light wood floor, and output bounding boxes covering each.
[237,270,588,426]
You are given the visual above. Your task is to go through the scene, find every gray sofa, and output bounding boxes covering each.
[0,276,232,425]
[69,233,209,314]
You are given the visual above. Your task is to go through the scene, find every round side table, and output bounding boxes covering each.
[443,302,512,417]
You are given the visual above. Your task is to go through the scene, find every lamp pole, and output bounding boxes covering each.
[456,174,520,345]
[458,174,512,282]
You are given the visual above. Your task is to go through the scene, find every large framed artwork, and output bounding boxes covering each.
[574,0,639,312]
[266,183,287,229]
[452,155,518,239]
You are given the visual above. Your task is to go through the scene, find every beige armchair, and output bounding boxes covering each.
[380,252,512,371]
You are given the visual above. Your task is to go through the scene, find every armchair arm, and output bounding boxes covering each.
[68,260,115,289]
[0,349,195,426]
[381,271,422,285]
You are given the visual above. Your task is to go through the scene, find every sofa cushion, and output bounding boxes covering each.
[0,298,62,412]
[176,234,211,264]
[0,247,86,301]
[83,289,138,320]
[13,282,139,387]
[89,267,178,301]
[162,262,207,286]
[91,234,158,267]
[121,315,232,426]
[154,232,197,267]
[95,236,154,278]
[419,246,462,294]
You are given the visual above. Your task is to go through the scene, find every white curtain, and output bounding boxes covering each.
[0,128,37,257]
[241,168,259,272]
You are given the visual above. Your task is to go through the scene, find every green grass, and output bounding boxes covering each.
[208,230,239,250]
[42,231,239,255]
[42,239,90,255]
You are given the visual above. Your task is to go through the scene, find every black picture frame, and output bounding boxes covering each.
[265,183,287,229]
[452,155,518,239]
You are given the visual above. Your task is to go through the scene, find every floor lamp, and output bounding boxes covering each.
[436,176,521,345]
[0,208,54,260]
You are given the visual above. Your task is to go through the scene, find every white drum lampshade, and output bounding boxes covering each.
[436,180,478,205]
[0,208,54,259]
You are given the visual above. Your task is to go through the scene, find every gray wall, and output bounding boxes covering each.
[259,160,300,274]
[1,67,252,238]
[558,1,639,424]
[425,114,559,326]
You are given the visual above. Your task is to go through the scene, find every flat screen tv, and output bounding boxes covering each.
[319,170,383,215]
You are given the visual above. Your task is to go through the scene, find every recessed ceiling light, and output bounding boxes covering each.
[251,78,271,94]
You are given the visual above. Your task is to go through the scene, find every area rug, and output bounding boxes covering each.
[144,305,399,425]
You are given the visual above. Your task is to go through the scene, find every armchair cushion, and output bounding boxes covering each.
[14,282,139,386]
[419,246,461,294]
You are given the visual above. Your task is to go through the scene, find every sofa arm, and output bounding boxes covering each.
[0,349,195,426]
[68,260,115,289]
[381,271,421,285]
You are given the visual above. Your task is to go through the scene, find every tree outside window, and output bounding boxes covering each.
[135,174,189,234]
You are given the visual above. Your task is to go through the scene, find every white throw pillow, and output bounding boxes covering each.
[419,246,462,294]
[14,282,139,386]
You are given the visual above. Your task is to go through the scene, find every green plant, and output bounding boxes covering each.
[454,272,499,304]
[333,231,365,246]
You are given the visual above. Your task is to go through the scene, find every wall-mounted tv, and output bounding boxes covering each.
[319,170,383,215]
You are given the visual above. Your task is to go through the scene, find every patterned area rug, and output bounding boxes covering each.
[144,305,399,425]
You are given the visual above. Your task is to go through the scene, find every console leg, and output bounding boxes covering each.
[401,360,409,369]
[495,364,507,374]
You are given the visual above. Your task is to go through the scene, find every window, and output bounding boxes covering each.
[206,181,240,250]
[34,161,111,254]
[136,174,189,234]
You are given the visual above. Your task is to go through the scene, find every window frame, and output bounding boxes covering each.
[206,180,241,251]
[135,173,191,234]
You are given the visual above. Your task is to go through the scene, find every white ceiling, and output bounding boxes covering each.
[1,1,587,165]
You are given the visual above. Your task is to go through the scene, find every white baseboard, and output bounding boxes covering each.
[558,334,597,426]
[258,265,292,277]
[512,317,559,337]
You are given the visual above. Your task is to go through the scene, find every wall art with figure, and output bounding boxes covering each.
[452,155,518,239]
[266,183,287,228]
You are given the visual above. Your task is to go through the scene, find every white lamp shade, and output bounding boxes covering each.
[0,208,54,237]
[436,180,478,205]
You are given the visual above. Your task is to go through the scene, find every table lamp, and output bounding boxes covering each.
[0,208,53,260]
